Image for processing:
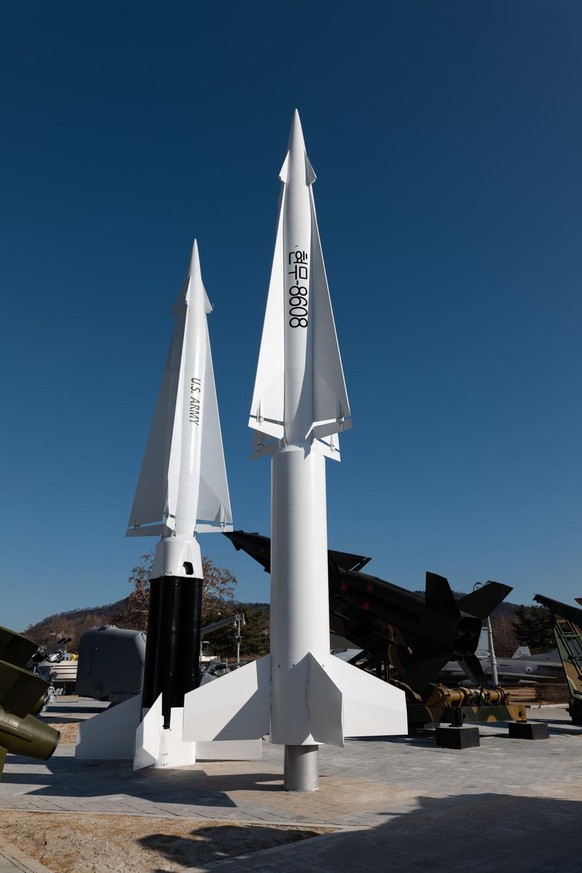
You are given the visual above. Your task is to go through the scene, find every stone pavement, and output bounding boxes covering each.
[0,700,581,871]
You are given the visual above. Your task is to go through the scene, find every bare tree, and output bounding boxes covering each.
[113,551,237,631]
[491,612,519,658]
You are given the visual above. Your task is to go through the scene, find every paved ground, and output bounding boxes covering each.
[1,700,581,871]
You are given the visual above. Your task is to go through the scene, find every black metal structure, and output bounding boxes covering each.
[225,529,511,695]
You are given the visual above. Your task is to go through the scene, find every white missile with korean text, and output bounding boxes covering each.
[182,112,406,790]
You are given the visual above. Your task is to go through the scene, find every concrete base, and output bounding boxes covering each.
[435,726,480,749]
[508,721,549,740]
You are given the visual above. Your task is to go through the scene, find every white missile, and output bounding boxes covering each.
[127,238,233,559]
[182,112,406,790]
[77,241,255,769]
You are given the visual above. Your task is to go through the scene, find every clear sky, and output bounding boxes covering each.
[1,1,581,632]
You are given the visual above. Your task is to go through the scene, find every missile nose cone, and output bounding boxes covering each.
[189,239,202,282]
[280,109,316,185]
[186,239,212,313]
[287,108,306,154]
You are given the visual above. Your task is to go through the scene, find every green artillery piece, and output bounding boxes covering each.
[0,625,60,778]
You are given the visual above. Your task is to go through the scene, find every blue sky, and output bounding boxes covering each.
[1,1,581,631]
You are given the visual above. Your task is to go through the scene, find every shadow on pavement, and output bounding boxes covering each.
[139,822,326,871]
[2,755,286,807]
[199,793,582,873]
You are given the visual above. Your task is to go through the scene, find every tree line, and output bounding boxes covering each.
[24,552,554,661]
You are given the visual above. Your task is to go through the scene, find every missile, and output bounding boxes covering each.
[182,112,407,791]
[224,530,512,692]
[77,240,238,769]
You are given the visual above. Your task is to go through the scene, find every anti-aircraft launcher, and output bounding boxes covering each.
[534,594,582,725]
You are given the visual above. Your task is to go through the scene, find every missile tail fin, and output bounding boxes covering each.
[456,653,489,687]
[76,694,142,761]
[308,654,407,745]
[458,582,512,619]
[424,573,459,618]
[183,656,271,742]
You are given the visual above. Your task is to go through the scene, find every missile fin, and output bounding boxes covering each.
[328,549,372,574]
[183,655,271,742]
[424,573,459,618]
[196,330,233,532]
[279,152,289,183]
[308,656,344,746]
[126,322,180,536]
[251,426,282,459]
[305,154,316,185]
[224,530,272,572]
[308,654,407,743]
[394,647,453,694]
[225,531,371,576]
[134,693,163,769]
[458,582,513,619]
[456,653,489,687]
[308,193,351,458]
[249,193,286,454]
[76,694,142,761]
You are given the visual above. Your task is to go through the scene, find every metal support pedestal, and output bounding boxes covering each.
[284,745,319,791]
[508,721,549,740]
[435,726,480,749]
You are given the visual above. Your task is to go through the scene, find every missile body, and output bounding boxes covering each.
[183,113,406,790]
[77,241,237,769]
[260,114,344,757]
